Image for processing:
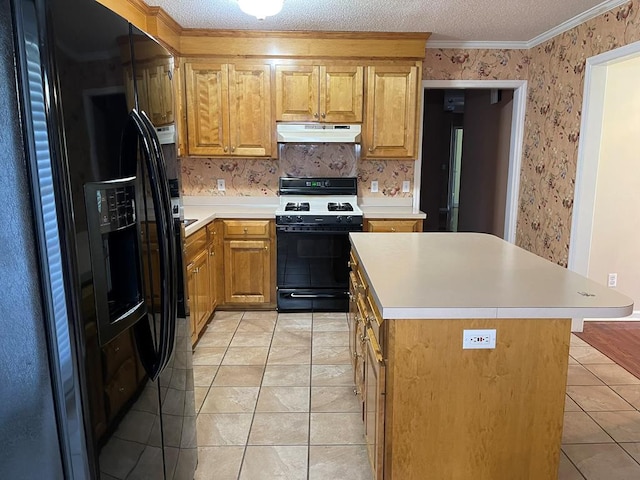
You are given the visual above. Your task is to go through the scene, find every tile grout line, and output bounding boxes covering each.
[565,334,640,474]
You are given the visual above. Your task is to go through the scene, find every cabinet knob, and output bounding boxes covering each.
[118,387,125,393]
[231,146,236,152]
[223,146,228,152]
[243,227,248,234]
[264,246,268,251]
[321,112,326,118]
[210,251,215,256]
[114,346,120,352]
[368,147,374,153]
[313,112,319,118]
[391,227,396,232]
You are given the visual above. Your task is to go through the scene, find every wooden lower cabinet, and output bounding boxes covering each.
[350,249,569,479]
[364,327,385,478]
[364,218,423,232]
[219,219,275,308]
[185,223,217,344]
[190,249,211,336]
[223,239,271,304]
[184,219,275,342]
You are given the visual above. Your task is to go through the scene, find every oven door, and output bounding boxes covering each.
[276,226,355,311]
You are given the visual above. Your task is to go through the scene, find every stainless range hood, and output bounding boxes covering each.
[276,123,361,143]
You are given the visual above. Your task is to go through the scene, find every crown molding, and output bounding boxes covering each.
[527,0,629,48]
[426,0,629,50]
[426,40,528,50]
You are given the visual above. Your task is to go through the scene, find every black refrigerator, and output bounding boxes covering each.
[0,0,197,478]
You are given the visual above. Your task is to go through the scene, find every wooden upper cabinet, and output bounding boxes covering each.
[275,64,363,122]
[185,62,228,156]
[145,63,175,125]
[184,61,272,157]
[364,65,419,159]
[322,65,364,123]
[227,64,272,157]
[275,65,318,122]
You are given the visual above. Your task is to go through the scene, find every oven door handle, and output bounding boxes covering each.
[289,292,348,299]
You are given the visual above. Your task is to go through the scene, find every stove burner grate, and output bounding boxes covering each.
[327,202,354,212]
[284,202,310,212]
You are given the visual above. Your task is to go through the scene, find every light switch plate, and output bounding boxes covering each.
[217,179,226,191]
[402,181,410,193]
[371,180,379,193]
[462,329,496,349]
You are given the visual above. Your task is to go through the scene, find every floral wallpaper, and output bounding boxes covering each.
[423,48,530,80]
[424,1,640,265]
[181,143,414,198]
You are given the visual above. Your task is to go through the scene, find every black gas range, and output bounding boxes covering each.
[275,177,363,311]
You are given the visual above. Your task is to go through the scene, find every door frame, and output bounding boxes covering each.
[416,80,527,243]
[568,40,640,329]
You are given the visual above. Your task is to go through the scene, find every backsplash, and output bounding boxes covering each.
[180,143,414,198]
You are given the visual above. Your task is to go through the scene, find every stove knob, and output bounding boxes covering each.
[285,216,292,223]
[296,216,303,223]
[336,216,343,223]
[346,216,353,223]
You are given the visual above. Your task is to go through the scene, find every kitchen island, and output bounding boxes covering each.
[348,232,633,480]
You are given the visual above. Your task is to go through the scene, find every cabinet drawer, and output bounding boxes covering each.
[222,220,270,237]
[185,227,207,262]
[206,221,217,244]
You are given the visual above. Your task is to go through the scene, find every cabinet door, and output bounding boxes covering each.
[275,65,319,121]
[223,239,271,304]
[184,62,229,156]
[193,249,212,335]
[364,329,385,480]
[228,64,272,156]
[146,63,174,126]
[366,219,423,232]
[207,223,218,313]
[187,261,197,344]
[320,65,363,123]
[364,65,418,159]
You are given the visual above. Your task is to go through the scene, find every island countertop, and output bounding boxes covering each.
[349,232,634,320]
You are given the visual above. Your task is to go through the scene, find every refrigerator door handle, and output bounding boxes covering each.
[139,110,177,374]
[121,109,170,380]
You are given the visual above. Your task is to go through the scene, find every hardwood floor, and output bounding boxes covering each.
[575,322,640,379]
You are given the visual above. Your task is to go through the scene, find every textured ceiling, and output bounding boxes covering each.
[145,0,613,43]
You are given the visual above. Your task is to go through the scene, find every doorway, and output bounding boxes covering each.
[415,80,528,243]
[569,40,640,331]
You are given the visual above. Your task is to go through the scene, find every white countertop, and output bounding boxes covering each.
[183,205,277,236]
[349,232,634,320]
[182,196,425,236]
[359,205,426,219]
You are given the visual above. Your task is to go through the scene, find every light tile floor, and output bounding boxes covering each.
[192,311,373,480]
[192,312,640,479]
[560,334,640,479]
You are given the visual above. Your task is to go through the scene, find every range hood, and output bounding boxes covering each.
[276,123,361,143]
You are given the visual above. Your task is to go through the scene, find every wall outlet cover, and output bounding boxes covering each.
[217,179,226,191]
[462,329,497,349]
[402,181,410,193]
[371,180,379,193]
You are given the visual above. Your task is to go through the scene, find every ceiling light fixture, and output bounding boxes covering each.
[238,0,284,20]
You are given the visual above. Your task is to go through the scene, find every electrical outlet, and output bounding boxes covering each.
[402,181,410,193]
[462,329,496,349]
[217,179,226,191]
[371,180,379,193]
[608,273,617,288]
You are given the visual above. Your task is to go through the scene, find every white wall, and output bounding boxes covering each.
[587,57,640,307]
